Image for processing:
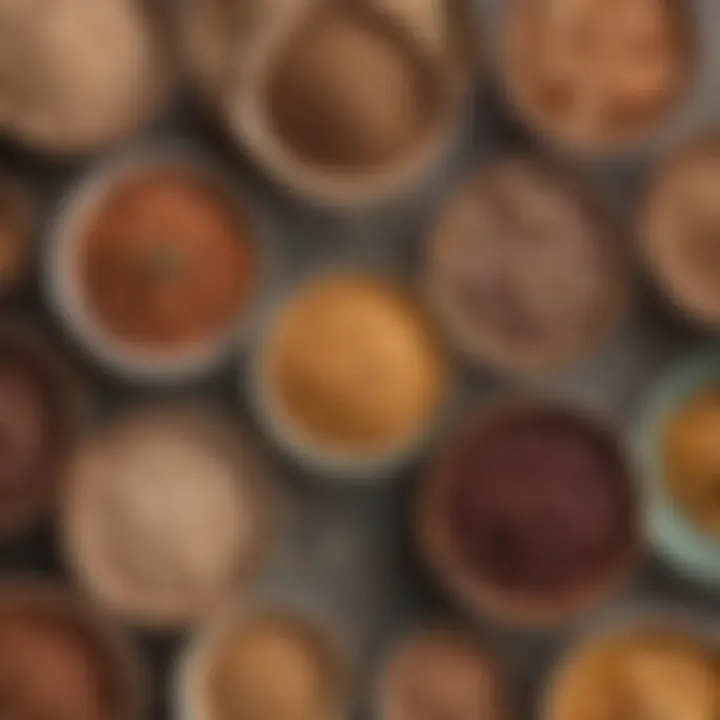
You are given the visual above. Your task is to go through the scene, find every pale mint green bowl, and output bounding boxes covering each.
[634,350,720,586]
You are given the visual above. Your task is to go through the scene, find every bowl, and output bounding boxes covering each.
[247,269,453,481]
[44,142,276,384]
[61,402,284,631]
[542,603,720,720]
[633,349,720,586]
[172,599,352,720]
[416,395,642,630]
[0,578,147,720]
[214,0,467,209]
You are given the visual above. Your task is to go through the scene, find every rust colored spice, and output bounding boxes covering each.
[81,167,255,349]
[446,408,634,595]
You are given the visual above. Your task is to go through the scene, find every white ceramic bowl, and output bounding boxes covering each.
[172,598,352,720]
[246,269,454,481]
[44,142,277,384]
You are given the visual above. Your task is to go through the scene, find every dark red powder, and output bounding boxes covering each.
[446,408,634,596]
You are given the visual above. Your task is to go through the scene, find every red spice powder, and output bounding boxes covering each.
[81,167,255,349]
[445,407,634,596]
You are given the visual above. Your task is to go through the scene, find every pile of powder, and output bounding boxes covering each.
[0,0,166,152]
[0,610,115,720]
[64,408,267,624]
[384,629,505,720]
[207,613,342,720]
[445,407,635,596]
[267,3,440,169]
[426,157,626,370]
[266,275,446,454]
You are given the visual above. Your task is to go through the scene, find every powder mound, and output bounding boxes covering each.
[268,5,438,169]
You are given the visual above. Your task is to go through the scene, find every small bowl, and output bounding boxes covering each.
[61,402,284,631]
[639,127,720,330]
[247,269,453,481]
[496,0,698,160]
[416,395,642,630]
[0,0,174,157]
[44,142,276,384]
[216,0,467,209]
[421,154,634,377]
[0,322,87,540]
[0,177,37,296]
[172,600,352,720]
[0,578,147,720]
[376,625,508,720]
[542,604,720,720]
[633,350,720,587]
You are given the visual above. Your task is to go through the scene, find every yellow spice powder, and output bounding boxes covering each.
[266,275,446,454]
[664,389,720,534]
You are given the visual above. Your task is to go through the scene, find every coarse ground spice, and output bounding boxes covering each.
[445,407,635,596]
[80,167,255,349]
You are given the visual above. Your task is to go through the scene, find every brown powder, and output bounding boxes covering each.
[81,167,255,349]
[267,3,441,169]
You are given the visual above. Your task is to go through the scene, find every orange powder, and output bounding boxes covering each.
[80,167,254,349]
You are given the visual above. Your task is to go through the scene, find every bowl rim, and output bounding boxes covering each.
[43,140,279,384]
[415,393,644,631]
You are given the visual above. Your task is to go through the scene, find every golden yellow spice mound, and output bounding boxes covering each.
[207,614,342,720]
[550,630,719,720]
[266,275,446,454]
[664,389,720,534]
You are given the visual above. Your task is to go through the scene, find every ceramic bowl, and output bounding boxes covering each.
[247,269,454,481]
[416,395,642,630]
[44,142,277,384]
[214,0,467,209]
[0,578,148,720]
[542,603,720,720]
[633,349,720,586]
[172,599,352,720]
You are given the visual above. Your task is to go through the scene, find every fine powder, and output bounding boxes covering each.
[208,615,339,720]
[267,4,439,169]
[0,0,163,152]
[73,413,258,614]
[267,276,445,453]
[446,409,634,595]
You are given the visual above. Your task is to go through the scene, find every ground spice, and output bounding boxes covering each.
[384,629,505,720]
[663,389,720,535]
[0,607,122,720]
[266,275,446,454]
[80,167,254,349]
[207,613,341,720]
[267,2,440,169]
[445,407,634,596]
